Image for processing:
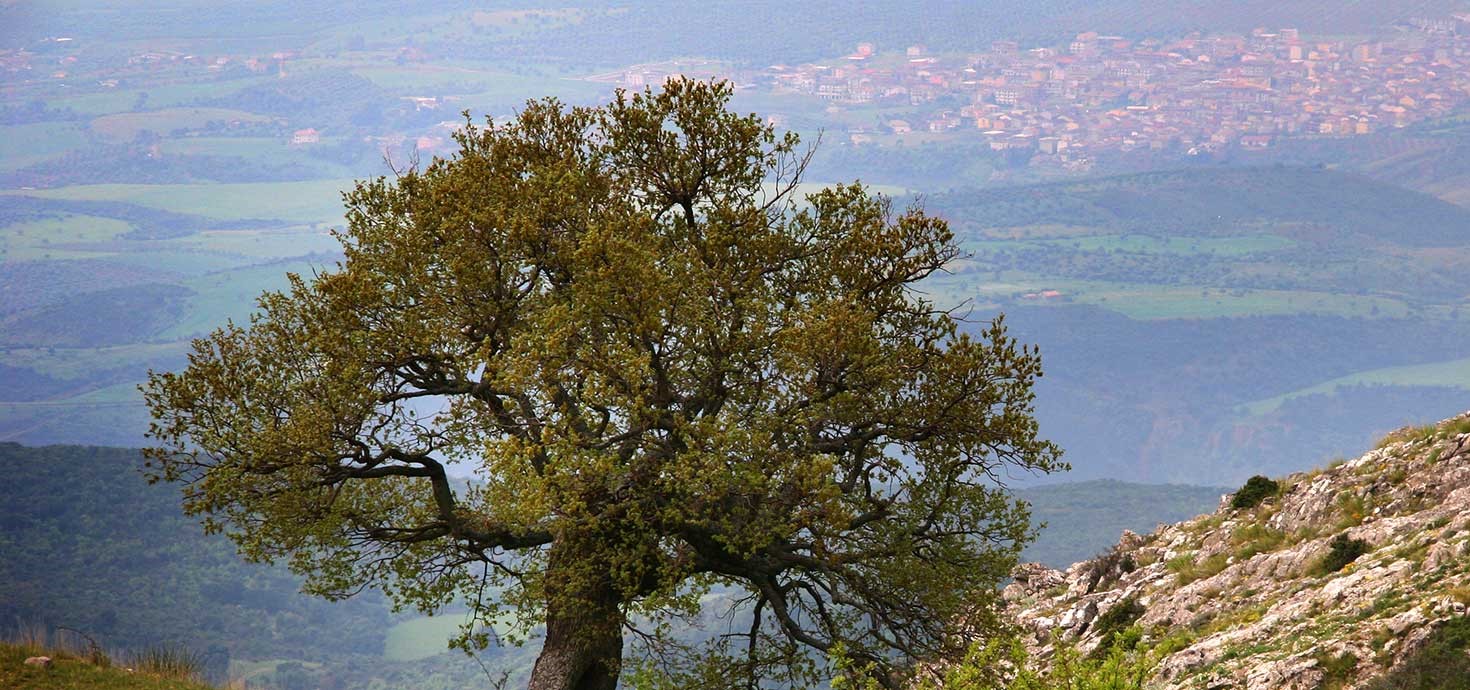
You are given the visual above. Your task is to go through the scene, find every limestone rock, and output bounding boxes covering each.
[1002,412,1470,690]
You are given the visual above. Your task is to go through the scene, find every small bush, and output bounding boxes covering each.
[1088,597,1146,658]
[1316,650,1358,690]
[1449,586,1470,607]
[937,634,1153,690]
[1334,492,1372,530]
[1314,534,1370,575]
[1364,616,1470,690]
[1231,475,1279,510]
[1084,545,1138,592]
[1231,523,1286,561]
[1168,552,1229,585]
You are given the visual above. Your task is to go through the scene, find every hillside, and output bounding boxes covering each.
[1003,412,1470,689]
[0,443,513,689]
[915,165,1470,485]
[0,642,215,690]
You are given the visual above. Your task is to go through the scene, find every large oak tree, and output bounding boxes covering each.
[144,80,1062,690]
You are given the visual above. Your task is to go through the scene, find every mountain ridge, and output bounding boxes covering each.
[1002,411,1470,689]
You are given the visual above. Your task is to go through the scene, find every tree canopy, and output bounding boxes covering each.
[144,79,1063,690]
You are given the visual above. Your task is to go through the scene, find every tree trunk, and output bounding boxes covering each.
[526,541,625,690]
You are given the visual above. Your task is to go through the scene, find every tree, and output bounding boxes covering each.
[144,79,1063,690]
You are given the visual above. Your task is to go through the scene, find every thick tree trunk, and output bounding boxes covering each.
[526,541,625,690]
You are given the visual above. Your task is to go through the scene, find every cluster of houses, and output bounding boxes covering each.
[753,15,1470,163]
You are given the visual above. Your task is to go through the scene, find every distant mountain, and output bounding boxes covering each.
[1017,480,1225,568]
[1005,412,1470,689]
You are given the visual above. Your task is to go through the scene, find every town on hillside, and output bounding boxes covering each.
[8,14,1470,170]
[613,14,1470,170]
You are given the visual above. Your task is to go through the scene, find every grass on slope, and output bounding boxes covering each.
[0,643,214,690]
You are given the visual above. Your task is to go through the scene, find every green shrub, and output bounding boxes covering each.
[1313,534,1370,575]
[1231,523,1287,561]
[1168,552,1229,585]
[1334,492,1373,529]
[1316,650,1358,690]
[1088,597,1146,659]
[933,634,1154,690]
[1084,546,1138,592]
[1231,475,1279,510]
[1364,616,1470,690]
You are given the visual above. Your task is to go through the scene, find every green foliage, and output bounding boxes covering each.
[1088,598,1145,659]
[142,80,1062,689]
[929,630,1164,690]
[1313,534,1371,576]
[1230,475,1280,510]
[1315,650,1358,690]
[1364,616,1470,690]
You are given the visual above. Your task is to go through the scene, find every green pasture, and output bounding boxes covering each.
[90,107,273,140]
[99,249,262,276]
[384,612,527,663]
[47,76,276,116]
[3,179,357,224]
[67,381,144,403]
[161,137,356,179]
[383,616,468,662]
[971,224,1106,240]
[1242,356,1470,416]
[0,393,149,445]
[0,122,89,172]
[1073,285,1413,320]
[448,74,608,112]
[1,342,189,381]
[924,272,1417,320]
[1,213,331,274]
[228,659,326,687]
[162,259,326,338]
[967,232,1297,256]
[0,214,133,261]
[178,227,342,258]
[159,136,290,159]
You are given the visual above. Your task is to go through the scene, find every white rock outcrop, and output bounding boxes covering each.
[1007,412,1470,690]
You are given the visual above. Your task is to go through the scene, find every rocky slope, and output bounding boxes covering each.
[1004,412,1470,690]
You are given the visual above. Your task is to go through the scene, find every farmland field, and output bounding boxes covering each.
[4,179,358,223]
[1243,356,1470,416]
